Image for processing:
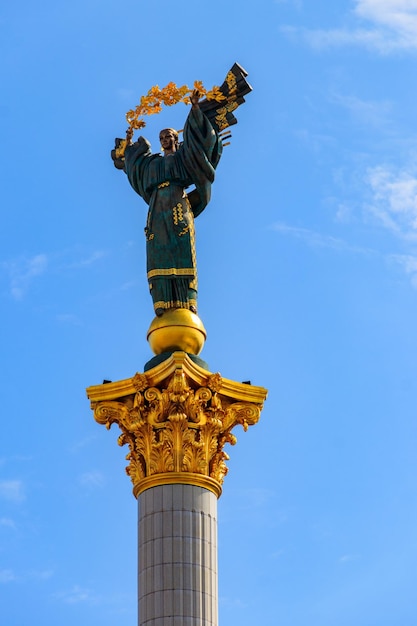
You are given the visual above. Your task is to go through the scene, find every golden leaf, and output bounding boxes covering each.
[124,80,223,134]
[206,87,226,102]
[193,80,205,93]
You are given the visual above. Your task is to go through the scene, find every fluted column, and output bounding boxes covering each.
[139,484,217,625]
[86,351,267,626]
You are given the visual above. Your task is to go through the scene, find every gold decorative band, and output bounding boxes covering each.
[157,181,170,188]
[153,298,197,310]
[147,267,195,279]
[133,472,222,499]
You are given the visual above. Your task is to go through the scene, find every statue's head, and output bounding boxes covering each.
[159,128,179,154]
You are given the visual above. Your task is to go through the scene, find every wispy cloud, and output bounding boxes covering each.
[272,222,376,255]
[330,92,392,128]
[219,596,248,609]
[275,0,302,6]
[1,248,108,301]
[0,567,54,584]
[273,219,417,290]
[2,254,48,300]
[54,584,99,605]
[69,435,98,453]
[282,0,417,53]
[0,479,25,502]
[389,253,417,287]
[228,487,277,509]
[56,313,83,326]
[270,548,285,559]
[116,87,135,101]
[363,165,417,238]
[28,569,54,581]
[0,517,16,529]
[0,569,16,583]
[119,279,138,291]
[78,471,105,488]
[339,553,361,563]
[64,250,106,269]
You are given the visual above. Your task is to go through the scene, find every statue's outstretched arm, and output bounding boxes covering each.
[190,88,201,109]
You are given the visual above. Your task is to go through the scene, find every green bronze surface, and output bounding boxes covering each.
[124,106,221,313]
[115,63,252,314]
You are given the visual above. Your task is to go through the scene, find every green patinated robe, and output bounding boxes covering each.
[124,107,222,313]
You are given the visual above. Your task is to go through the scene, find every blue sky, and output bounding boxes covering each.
[1,1,417,624]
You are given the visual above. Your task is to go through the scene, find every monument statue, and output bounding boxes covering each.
[88,64,267,626]
[111,63,252,319]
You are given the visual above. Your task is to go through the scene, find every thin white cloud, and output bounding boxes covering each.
[282,0,417,53]
[0,517,16,529]
[282,24,390,52]
[119,279,138,291]
[2,254,48,300]
[69,435,98,453]
[78,470,105,488]
[64,250,106,269]
[363,165,417,238]
[389,253,417,287]
[330,92,392,127]
[273,220,417,289]
[270,548,285,559]
[0,569,16,583]
[229,487,276,509]
[219,596,248,609]
[1,248,108,300]
[272,222,376,255]
[339,553,361,563]
[116,87,135,101]
[275,0,302,5]
[54,584,98,605]
[56,313,83,326]
[28,569,54,581]
[0,566,53,584]
[0,479,25,502]
[355,0,417,33]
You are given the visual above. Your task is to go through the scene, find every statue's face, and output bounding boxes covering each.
[159,129,177,152]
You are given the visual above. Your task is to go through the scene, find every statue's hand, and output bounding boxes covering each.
[190,89,200,108]
[111,138,126,170]
[126,127,134,145]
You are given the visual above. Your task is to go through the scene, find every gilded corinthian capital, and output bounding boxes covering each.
[86,352,267,498]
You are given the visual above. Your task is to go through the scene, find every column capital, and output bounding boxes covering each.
[86,352,267,498]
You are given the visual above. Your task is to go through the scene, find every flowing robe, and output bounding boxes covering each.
[124,106,222,312]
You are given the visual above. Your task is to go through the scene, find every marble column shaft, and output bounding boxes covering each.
[138,484,218,626]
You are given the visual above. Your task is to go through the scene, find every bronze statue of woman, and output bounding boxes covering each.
[111,63,252,318]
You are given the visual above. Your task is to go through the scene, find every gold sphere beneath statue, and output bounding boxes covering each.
[147,309,207,356]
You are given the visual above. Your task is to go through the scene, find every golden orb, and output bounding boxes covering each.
[147,309,207,355]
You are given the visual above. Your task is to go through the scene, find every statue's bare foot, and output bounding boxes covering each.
[155,308,164,317]
[189,305,197,314]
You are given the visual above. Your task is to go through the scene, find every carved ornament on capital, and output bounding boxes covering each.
[87,353,267,498]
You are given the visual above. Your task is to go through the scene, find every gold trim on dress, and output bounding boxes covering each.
[153,298,197,311]
[147,267,195,279]
[172,202,184,225]
[153,299,187,310]
[190,223,197,289]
